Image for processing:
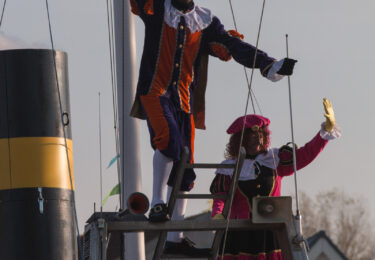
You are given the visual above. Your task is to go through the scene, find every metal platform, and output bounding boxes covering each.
[83,147,306,260]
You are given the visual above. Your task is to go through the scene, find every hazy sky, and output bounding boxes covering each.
[1,0,374,232]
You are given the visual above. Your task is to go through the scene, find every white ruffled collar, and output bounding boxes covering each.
[215,148,280,181]
[164,0,213,33]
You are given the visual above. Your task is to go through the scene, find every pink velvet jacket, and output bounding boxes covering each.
[211,132,328,219]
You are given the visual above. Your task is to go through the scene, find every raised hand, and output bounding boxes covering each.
[323,98,335,132]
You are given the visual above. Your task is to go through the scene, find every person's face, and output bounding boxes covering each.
[246,130,264,155]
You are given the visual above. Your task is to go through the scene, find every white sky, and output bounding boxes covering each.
[1,0,374,232]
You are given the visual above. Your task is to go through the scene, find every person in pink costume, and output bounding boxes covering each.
[210,98,341,260]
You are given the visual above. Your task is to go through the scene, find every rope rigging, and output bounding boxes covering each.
[220,0,268,257]
[0,0,6,29]
[228,0,263,115]
[105,0,122,206]
[44,1,84,259]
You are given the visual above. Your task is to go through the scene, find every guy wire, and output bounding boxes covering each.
[285,34,300,215]
[0,0,7,29]
[228,0,257,114]
[220,0,267,258]
[106,0,122,206]
[45,1,84,259]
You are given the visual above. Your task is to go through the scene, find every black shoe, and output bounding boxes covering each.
[148,203,170,222]
[163,237,211,257]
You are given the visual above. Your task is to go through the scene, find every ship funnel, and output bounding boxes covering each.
[0,49,77,260]
[127,192,150,215]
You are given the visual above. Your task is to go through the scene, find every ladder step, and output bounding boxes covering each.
[176,194,227,200]
[152,147,247,260]
[186,163,235,169]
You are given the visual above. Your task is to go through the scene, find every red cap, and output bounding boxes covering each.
[227,114,270,134]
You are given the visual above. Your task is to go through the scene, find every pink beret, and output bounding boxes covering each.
[227,114,270,134]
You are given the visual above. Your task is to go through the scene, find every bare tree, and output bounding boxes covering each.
[298,189,375,260]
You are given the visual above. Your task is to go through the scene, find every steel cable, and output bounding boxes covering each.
[44,1,84,259]
[219,0,267,258]
[106,0,122,206]
[0,0,7,29]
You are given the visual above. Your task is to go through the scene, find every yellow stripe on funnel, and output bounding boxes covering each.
[0,137,75,190]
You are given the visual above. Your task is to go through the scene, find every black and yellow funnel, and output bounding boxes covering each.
[0,49,77,259]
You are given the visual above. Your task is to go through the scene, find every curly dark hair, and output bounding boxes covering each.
[224,127,271,159]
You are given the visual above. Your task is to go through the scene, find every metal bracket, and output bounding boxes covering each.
[97,218,105,229]
[38,187,44,214]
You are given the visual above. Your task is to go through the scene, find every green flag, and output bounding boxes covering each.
[102,183,120,206]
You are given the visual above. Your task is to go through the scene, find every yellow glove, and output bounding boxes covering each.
[323,98,335,132]
[212,213,225,220]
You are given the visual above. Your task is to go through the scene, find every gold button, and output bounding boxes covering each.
[179,25,184,30]
[179,44,183,48]
[173,81,177,85]
[175,63,179,68]
[257,184,261,188]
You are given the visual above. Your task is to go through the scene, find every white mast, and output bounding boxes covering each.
[113,0,145,259]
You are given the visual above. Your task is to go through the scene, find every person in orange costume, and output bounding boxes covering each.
[130,0,297,256]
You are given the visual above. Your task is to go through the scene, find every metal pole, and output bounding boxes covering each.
[285,34,300,215]
[113,0,145,259]
[285,35,310,260]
